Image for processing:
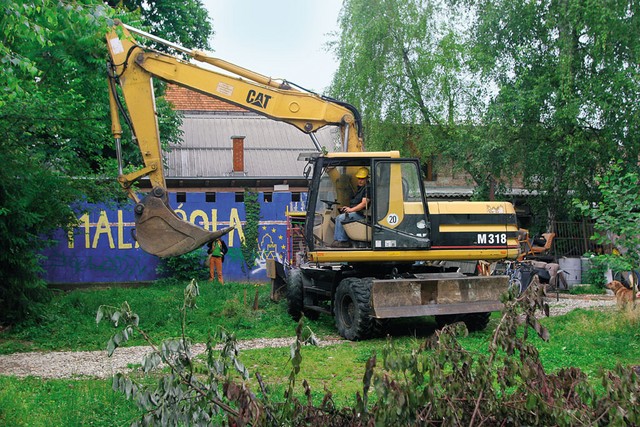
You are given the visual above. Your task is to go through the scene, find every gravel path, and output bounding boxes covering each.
[0,295,617,379]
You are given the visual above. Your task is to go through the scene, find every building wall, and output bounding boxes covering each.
[40,191,306,285]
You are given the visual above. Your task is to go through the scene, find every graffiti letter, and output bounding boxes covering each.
[117,210,132,249]
[78,213,90,249]
[174,203,187,221]
[92,210,115,249]
[190,209,209,230]
[228,208,245,246]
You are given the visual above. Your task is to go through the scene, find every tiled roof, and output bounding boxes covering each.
[164,84,246,112]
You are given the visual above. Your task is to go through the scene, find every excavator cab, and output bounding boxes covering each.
[306,153,432,251]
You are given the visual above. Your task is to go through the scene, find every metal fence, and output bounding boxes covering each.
[551,220,610,258]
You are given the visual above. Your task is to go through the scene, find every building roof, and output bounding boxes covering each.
[165,84,247,112]
[162,85,339,184]
[165,111,338,180]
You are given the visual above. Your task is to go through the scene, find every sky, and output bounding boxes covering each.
[201,0,344,93]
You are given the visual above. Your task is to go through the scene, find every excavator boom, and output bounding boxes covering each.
[105,21,363,257]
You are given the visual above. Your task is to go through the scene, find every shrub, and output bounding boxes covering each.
[155,248,208,281]
[99,278,640,426]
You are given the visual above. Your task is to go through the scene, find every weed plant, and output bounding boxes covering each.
[1,279,639,425]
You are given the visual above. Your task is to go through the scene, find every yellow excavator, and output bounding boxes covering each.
[106,21,520,340]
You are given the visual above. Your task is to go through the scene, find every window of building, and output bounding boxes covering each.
[205,192,216,202]
[177,192,186,203]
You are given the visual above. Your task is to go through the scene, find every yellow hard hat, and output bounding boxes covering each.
[355,167,369,179]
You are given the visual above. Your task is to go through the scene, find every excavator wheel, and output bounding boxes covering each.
[463,312,491,332]
[435,312,491,333]
[286,269,319,321]
[334,277,375,340]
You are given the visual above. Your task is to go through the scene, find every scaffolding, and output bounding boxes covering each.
[285,207,307,267]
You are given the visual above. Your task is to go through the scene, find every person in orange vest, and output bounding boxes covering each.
[207,238,227,284]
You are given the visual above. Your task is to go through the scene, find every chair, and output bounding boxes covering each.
[530,232,555,256]
[342,209,372,243]
[517,231,555,261]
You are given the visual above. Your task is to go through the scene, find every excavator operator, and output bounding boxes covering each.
[332,167,371,248]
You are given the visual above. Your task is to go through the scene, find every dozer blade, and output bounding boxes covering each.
[133,188,234,258]
[370,273,509,318]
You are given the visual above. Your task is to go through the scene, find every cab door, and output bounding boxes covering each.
[371,159,431,249]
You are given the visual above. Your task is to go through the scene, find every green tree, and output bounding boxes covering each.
[575,161,640,292]
[0,0,213,323]
[329,0,523,198]
[330,2,471,153]
[468,0,640,225]
[106,0,213,50]
[331,0,640,228]
[0,0,114,323]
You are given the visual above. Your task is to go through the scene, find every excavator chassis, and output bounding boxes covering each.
[275,261,509,340]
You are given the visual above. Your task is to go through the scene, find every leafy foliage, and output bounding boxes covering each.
[330,1,478,157]
[0,0,114,323]
[101,278,640,426]
[575,161,640,292]
[105,0,213,51]
[0,0,209,323]
[240,190,261,275]
[466,0,640,224]
[156,248,209,281]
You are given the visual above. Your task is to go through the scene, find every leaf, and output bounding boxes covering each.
[107,337,116,357]
[111,311,120,327]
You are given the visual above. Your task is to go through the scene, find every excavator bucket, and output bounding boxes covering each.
[132,188,234,258]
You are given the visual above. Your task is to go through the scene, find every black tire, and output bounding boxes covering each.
[334,277,375,340]
[435,314,460,330]
[462,312,491,332]
[435,312,491,333]
[286,269,319,321]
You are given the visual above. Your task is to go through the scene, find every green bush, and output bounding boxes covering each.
[155,249,208,281]
[582,254,609,287]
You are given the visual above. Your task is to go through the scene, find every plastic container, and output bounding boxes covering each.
[559,257,582,286]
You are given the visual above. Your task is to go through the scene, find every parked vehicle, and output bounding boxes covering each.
[105,22,519,340]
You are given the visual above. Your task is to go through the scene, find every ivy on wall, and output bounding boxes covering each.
[240,190,260,275]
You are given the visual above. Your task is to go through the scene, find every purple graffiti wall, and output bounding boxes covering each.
[40,191,307,284]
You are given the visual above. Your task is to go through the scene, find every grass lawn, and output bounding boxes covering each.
[1,279,639,426]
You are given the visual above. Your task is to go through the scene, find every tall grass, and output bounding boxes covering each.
[0,377,139,426]
[0,279,335,354]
